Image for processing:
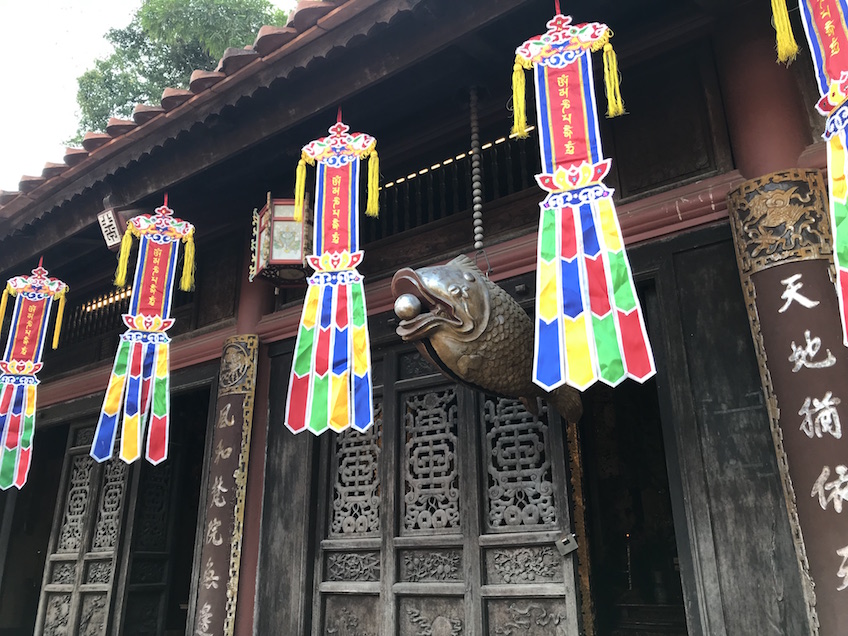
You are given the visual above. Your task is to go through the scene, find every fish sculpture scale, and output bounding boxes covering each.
[392,255,582,422]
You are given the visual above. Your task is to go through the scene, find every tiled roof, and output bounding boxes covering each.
[0,0,395,233]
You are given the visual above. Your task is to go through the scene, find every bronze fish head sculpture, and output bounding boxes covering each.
[392,254,582,422]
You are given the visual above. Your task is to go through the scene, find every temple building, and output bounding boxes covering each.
[0,0,842,634]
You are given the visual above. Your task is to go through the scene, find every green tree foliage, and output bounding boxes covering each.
[74,0,286,138]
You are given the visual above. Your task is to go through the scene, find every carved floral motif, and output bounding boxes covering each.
[401,551,461,582]
[491,547,559,584]
[326,552,380,582]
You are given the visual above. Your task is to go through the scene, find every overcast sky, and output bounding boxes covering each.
[0,0,293,192]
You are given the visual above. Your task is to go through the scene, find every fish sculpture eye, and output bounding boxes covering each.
[463,272,475,282]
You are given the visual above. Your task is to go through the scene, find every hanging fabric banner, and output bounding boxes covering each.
[285,118,379,435]
[511,13,656,391]
[0,262,68,489]
[90,202,195,465]
[772,0,848,346]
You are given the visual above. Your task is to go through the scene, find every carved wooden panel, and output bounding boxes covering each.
[330,410,382,537]
[79,594,108,636]
[399,549,462,583]
[486,599,569,635]
[399,597,464,636]
[485,547,563,585]
[122,592,162,635]
[43,593,72,636]
[91,461,128,551]
[403,388,461,534]
[85,561,112,585]
[57,455,95,553]
[399,351,437,380]
[483,398,557,531]
[51,561,77,584]
[133,463,172,551]
[325,552,381,582]
[324,595,379,635]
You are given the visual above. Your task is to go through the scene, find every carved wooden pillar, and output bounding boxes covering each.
[728,169,848,636]
[189,335,259,636]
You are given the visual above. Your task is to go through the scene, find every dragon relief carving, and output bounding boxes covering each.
[741,186,818,258]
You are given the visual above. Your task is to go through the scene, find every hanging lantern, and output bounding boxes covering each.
[284,116,380,435]
[511,12,656,391]
[90,200,195,465]
[249,193,311,286]
[0,262,68,489]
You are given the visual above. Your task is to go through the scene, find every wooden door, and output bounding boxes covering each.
[311,346,581,635]
[34,424,132,636]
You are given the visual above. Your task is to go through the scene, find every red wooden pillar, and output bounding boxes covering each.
[715,5,811,178]
[190,245,274,636]
[729,169,848,636]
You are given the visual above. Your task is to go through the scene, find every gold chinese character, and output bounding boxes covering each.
[826,20,836,36]
[331,175,342,186]
[331,218,341,230]
[148,295,157,306]
[562,124,573,138]
[831,37,840,56]
[331,232,340,244]
[564,140,576,155]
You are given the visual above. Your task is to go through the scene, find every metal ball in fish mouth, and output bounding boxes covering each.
[394,294,422,320]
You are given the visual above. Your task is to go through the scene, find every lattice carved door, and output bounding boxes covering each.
[33,422,184,636]
[35,425,131,636]
[312,347,581,635]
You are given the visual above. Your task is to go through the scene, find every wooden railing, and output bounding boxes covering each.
[362,128,540,244]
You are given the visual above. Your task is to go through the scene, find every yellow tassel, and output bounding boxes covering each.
[772,0,799,64]
[180,231,196,292]
[114,226,134,288]
[52,292,66,350]
[294,156,307,222]
[0,286,10,330]
[511,57,529,138]
[603,43,626,117]
[366,149,379,218]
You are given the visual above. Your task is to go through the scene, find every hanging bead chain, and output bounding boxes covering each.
[470,88,485,252]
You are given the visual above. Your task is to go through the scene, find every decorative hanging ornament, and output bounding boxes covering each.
[285,116,379,435]
[772,0,848,346]
[511,12,656,391]
[0,262,67,489]
[91,200,195,465]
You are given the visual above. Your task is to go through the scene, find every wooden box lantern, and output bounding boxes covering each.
[249,193,311,286]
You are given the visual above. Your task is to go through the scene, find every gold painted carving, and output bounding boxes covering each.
[216,335,259,636]
[728,169,832,276]
[728,170,823,634]
[223,390,254,636]
[219,336,259,396]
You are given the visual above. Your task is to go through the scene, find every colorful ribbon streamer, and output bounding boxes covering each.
[775,1,848,345]
[512,13,656,391]
[91,203,194,464]
[285,119,377,435]
[0,263,67,489]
